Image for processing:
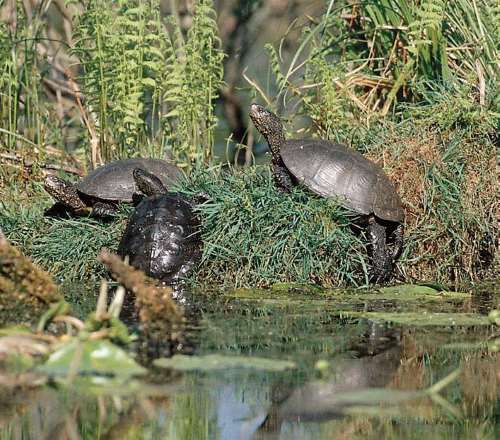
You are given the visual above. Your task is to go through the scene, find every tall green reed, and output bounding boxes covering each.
[0,1,48,153]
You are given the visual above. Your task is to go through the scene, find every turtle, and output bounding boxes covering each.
[249,104,404,282]
[118,168,202,293]
[44,158,183,217]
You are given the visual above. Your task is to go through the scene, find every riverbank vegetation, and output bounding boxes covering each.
[0,0,498,288]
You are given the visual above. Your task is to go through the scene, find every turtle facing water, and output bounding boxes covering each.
[249,104,404,282]
[118,168,202,292]
[44,158,183,217]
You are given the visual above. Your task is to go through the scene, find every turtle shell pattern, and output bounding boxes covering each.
[77,158,183,202]
[118,194,201,282]
[281,140,404,222]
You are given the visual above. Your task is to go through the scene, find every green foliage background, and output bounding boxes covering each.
[72,0,224,168]
[0,0,224,171]
[264,0,498,139]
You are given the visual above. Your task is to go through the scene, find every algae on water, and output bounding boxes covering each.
[154,354,296,372]
[336,311,492,327]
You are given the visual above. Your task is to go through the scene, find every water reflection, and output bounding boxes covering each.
[261,346,401,428]
[0,288,497,439]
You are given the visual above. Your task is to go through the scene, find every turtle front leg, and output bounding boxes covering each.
[91,202,118,218]
[367,216,393,283]
[272,159,293,193]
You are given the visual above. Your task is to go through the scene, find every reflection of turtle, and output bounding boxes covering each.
[259,344,401,431]
[44,158,183,217]
[249,104,404,282]
[118,168,202,292]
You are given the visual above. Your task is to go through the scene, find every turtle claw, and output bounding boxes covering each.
[44,202,73,218]
[191,192,210,205]
[91,202,118,218]
[131,192,145,205]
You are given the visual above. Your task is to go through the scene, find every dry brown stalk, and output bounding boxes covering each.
[0,152,84,176]
[65,69,102,169]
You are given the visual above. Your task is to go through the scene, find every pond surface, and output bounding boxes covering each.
[0,284,498,439]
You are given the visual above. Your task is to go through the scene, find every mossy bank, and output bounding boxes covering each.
[1,102,497,289]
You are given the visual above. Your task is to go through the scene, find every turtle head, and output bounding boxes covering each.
[133,168,168,196]
[249,104,285,157]
[44,175,80,204]
[44,175,68,198]
[44,175,88,212]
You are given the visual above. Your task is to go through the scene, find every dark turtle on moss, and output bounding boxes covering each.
[44,158,183,217]
[118,168,202,293]
[249,104,404,282]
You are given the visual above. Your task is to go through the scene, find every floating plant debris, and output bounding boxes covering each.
[38,339,146,379]
[154,354,296,372]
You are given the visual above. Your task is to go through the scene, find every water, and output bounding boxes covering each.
[0,285,498,439]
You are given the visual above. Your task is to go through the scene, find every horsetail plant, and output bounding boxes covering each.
[162,0,224,170]
[71,0,224,170]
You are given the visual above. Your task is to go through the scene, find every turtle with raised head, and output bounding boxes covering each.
[118,168,202,293]
[44,158,183,217]
[249,104,404,282]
